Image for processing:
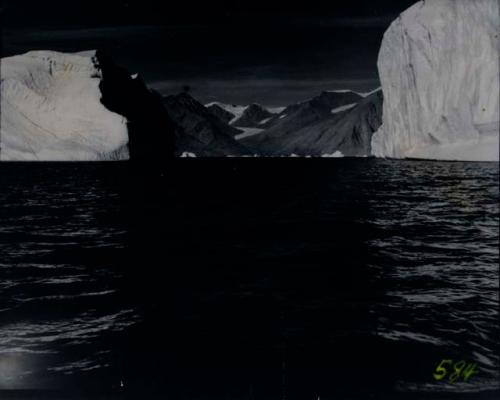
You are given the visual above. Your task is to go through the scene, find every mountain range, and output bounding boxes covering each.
[0,48,380,160]
[164,89,382,157]
[2,1,497,161]
[241,90,383,156]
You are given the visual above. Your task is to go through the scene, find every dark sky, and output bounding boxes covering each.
[2,0,417,106]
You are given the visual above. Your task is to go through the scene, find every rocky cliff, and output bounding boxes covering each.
[163,93,250,157]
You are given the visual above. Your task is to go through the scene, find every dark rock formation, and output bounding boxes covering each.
[95,50,176,163]
[206,104,235,125]
[233,104,274,128]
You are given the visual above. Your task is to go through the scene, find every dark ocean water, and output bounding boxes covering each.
[0,159,498,400]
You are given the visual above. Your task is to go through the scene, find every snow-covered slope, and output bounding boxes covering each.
[1,50,129,161]
[372,0,499,161]
[242,90,382,156]
[205,102,284,127]
[241,90,365,150]
[327,88,381,98]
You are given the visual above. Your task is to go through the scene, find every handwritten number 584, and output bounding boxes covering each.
[433,359,478,383]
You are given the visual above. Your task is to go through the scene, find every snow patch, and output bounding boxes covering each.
[267,107,286,114]
[357,88,382,98]
[327,88,381,98]
[331,103,357,114]
[235,128,265,140]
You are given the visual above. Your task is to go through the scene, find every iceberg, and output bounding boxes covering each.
[0,50,129,161]
[321,151,344,158]
[372,0,499,161]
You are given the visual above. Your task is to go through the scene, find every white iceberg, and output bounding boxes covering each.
[180,152,197,158]
[372,0,499,161]
[0,50,129,161]
[321,151,344,158]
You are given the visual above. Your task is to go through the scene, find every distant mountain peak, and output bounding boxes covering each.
[326,88,382,98]
[232,104,274,128]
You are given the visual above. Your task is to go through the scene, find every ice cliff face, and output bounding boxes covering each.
[372,0,500,161]
[0,50,129,161]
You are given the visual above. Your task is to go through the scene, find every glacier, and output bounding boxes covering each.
[0,50,129,161]
[372,0,500,161]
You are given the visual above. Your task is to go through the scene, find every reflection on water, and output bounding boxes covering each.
[361,162,499,394]
[0,160,498,399]
[0,165,138,391]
